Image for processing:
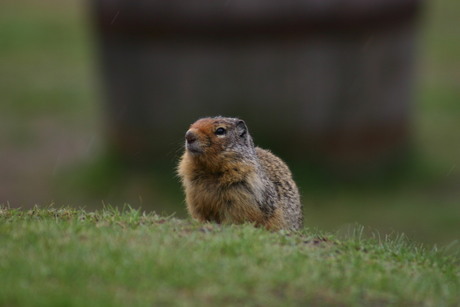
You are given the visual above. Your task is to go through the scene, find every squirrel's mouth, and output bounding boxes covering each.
[186,142,203,155]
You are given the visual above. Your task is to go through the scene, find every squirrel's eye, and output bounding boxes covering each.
[215,127,226,136]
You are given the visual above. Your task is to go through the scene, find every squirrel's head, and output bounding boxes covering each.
[183,117,255,159]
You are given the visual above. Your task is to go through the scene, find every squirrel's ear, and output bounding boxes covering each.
[236,120,247,137]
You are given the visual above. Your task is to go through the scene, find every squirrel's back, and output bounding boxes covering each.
[255,147,303,230]
[177,117,303,231]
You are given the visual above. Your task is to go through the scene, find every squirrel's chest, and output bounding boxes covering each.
[185,177,263,224]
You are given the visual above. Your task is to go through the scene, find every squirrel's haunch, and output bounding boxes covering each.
[177,116,303,231]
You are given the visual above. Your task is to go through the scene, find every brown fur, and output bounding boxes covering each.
[178,117,302,231]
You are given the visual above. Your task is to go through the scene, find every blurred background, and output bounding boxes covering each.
[1,0,459,246]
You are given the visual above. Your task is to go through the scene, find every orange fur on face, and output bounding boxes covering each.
[183,118,244,174]
[188,119,228,157]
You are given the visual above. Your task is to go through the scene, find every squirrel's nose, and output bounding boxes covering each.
[185,130,197,144]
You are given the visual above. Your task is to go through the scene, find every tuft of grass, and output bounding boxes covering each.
[0,206,459,306]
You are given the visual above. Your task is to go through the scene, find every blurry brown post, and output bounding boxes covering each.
[92,0,422,175]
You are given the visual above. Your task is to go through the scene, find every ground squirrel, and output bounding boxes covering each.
[177,116,303,231]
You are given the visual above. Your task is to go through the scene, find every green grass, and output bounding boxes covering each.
[1,206,459,306]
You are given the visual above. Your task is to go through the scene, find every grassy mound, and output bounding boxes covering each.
[0,206,459,306]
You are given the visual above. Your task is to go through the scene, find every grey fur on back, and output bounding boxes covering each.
[255,147,303,230]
